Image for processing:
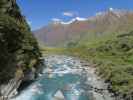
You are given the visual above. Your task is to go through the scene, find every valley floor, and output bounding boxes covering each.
[41,47,133,100]
[11,55,115,100]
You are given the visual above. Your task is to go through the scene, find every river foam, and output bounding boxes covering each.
[11,55,114,100]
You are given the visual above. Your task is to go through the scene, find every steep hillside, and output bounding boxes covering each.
[0,0,42,95]
[34,9,133,47]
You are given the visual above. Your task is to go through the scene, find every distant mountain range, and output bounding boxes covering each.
[33,9,133,46]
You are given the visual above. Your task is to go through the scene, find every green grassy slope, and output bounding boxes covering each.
[0,0,41,84]
[42,31,133,99]
[65,31,133,99]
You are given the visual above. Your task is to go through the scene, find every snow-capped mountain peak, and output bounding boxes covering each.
[109,7,114,11]
[59,17,88,25]
[75,17,88,21]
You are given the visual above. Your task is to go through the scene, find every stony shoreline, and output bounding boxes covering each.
[44,55,116,100]
[72,56,125,100]
[0,55,123,100]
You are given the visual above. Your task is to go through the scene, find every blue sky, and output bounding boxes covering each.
[17,0,133,30]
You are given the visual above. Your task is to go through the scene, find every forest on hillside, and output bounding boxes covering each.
[0,0,41,84]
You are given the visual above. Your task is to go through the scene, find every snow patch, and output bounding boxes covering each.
[60,17,88,25]
[109,7,114,11]
[52,17,88,25]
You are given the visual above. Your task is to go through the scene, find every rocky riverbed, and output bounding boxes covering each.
[10,55,115,100]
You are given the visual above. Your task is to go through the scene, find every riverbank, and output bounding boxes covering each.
[62,47,133,100]
[41,31,133,100]
[63,55,115,100]
[41,47,133,100]
[44,55,115,100]
[10,55,115,100]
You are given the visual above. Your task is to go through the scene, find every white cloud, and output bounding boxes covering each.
[52,18,61,22]
[62,12,74,17]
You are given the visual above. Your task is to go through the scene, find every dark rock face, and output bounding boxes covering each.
[0,0,42,99]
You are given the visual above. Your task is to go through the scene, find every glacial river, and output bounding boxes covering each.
[12,55,114,100]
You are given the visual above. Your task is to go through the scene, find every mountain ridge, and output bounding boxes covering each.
[33,9,133,46]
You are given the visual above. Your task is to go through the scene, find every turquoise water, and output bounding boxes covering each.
[13,56,93,100]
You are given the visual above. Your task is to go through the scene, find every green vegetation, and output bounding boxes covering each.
[65,32,133,99]
[42,31,133,99]
[2,0,131,98]
[0,0,41,84]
